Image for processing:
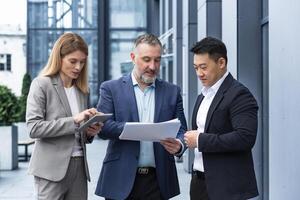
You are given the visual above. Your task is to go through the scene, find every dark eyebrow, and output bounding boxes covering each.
[193,63,206,68]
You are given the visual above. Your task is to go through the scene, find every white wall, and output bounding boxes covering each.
[196,0,206,94]
[269,0,300,199]
[0,33,26,96]
[222,0,237,78]
[197,0,206,40]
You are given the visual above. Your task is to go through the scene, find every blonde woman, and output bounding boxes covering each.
[26,32,102,200]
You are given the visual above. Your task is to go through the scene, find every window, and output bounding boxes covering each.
[108,0,147,79]
[28,0,99,106]
[0,54,11,71]
[6,54,11,71]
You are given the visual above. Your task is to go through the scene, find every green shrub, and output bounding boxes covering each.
[17,73,32,122]
[0,85,19,126]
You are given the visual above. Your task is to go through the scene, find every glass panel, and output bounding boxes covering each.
[160,54,173,82]
[28,0,97,29]
[0,63,4,71]
[110,41,133,79]
[0,54,5,71]
[28,0,98,105]
[108,0,147,79]
[262,0,269,18]
[27,30,49,77]
[28,0,48,28]
[109,0,147,28]
[6,54,11,71]
[109,30,145,79]
[111,31,146,40]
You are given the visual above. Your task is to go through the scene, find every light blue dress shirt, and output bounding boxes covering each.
[131,73,156,167]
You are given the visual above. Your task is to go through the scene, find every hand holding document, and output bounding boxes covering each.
[78,113,112,132]
[119,119,181,142]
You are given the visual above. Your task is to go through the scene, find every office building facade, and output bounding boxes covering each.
[27,1,300,199]
[0,25,26,96]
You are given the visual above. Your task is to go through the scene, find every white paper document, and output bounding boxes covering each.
[119,119,181,142]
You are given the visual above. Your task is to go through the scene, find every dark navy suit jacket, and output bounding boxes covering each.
[192,73,259,200]
[95,74,187,200]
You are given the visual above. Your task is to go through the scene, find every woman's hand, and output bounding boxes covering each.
[73,108,98,124]
[85,122,103,137]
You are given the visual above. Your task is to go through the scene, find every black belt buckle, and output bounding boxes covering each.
[137,167,149,175]
[71,156,83,160]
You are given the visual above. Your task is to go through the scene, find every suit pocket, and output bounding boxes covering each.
[103,153,120,164]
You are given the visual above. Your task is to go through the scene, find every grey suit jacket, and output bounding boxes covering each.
[26,74,91,182]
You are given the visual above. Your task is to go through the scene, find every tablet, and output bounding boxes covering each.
[77,113,113,131]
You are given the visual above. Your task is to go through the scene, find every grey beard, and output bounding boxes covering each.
[141,74,156,84]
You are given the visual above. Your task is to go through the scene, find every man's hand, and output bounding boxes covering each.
[86,122,103,137]
[160,138,182,155]
[184,130,199,148]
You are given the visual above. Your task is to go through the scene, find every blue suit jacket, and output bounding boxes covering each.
[95,74,187,200]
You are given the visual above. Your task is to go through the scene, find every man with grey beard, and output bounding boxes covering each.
[95,33,187,200]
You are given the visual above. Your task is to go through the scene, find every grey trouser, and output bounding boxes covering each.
[34,157,87,200]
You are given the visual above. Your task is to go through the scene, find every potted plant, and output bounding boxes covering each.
[17,73,32,122]
[0,85,19,170]
[15,73,33,162]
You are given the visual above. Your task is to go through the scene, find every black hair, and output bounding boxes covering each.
[190,36,227,64]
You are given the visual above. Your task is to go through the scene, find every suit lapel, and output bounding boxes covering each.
[192,94,204,130]
[122,75,139,122]
[204,73,234,132]
[52,74,72,117]
[154,79,163,123]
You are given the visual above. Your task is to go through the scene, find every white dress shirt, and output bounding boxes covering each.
[64,86,83,157]
[193,71,229,172]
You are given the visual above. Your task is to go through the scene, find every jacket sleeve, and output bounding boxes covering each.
[198,88,258,152]
[175,86,188,156]
[26,78,77,139]
[96,81,125,140]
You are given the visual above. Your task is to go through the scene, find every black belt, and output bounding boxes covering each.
[192,170,205,179]
[71,156,83,160]
[137,167,155,175]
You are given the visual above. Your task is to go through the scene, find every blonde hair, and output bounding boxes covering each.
[39,32,89,94]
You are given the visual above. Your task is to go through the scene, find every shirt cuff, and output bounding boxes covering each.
[175,140,185,157]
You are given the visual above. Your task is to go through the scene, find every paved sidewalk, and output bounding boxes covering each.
[0,138,190,200]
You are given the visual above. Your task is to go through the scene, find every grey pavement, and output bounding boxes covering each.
[0,138,190,200]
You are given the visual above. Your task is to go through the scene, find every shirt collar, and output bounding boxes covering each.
[131,72,156,88]
[201,71,229,96]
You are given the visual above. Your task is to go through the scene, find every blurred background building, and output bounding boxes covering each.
[0,24,26,96]
[1,0,299,199]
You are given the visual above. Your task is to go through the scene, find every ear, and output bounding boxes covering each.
[130,52,136,64]
[218,57,226,69]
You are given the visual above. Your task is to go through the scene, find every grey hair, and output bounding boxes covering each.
[133,33,162,49]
